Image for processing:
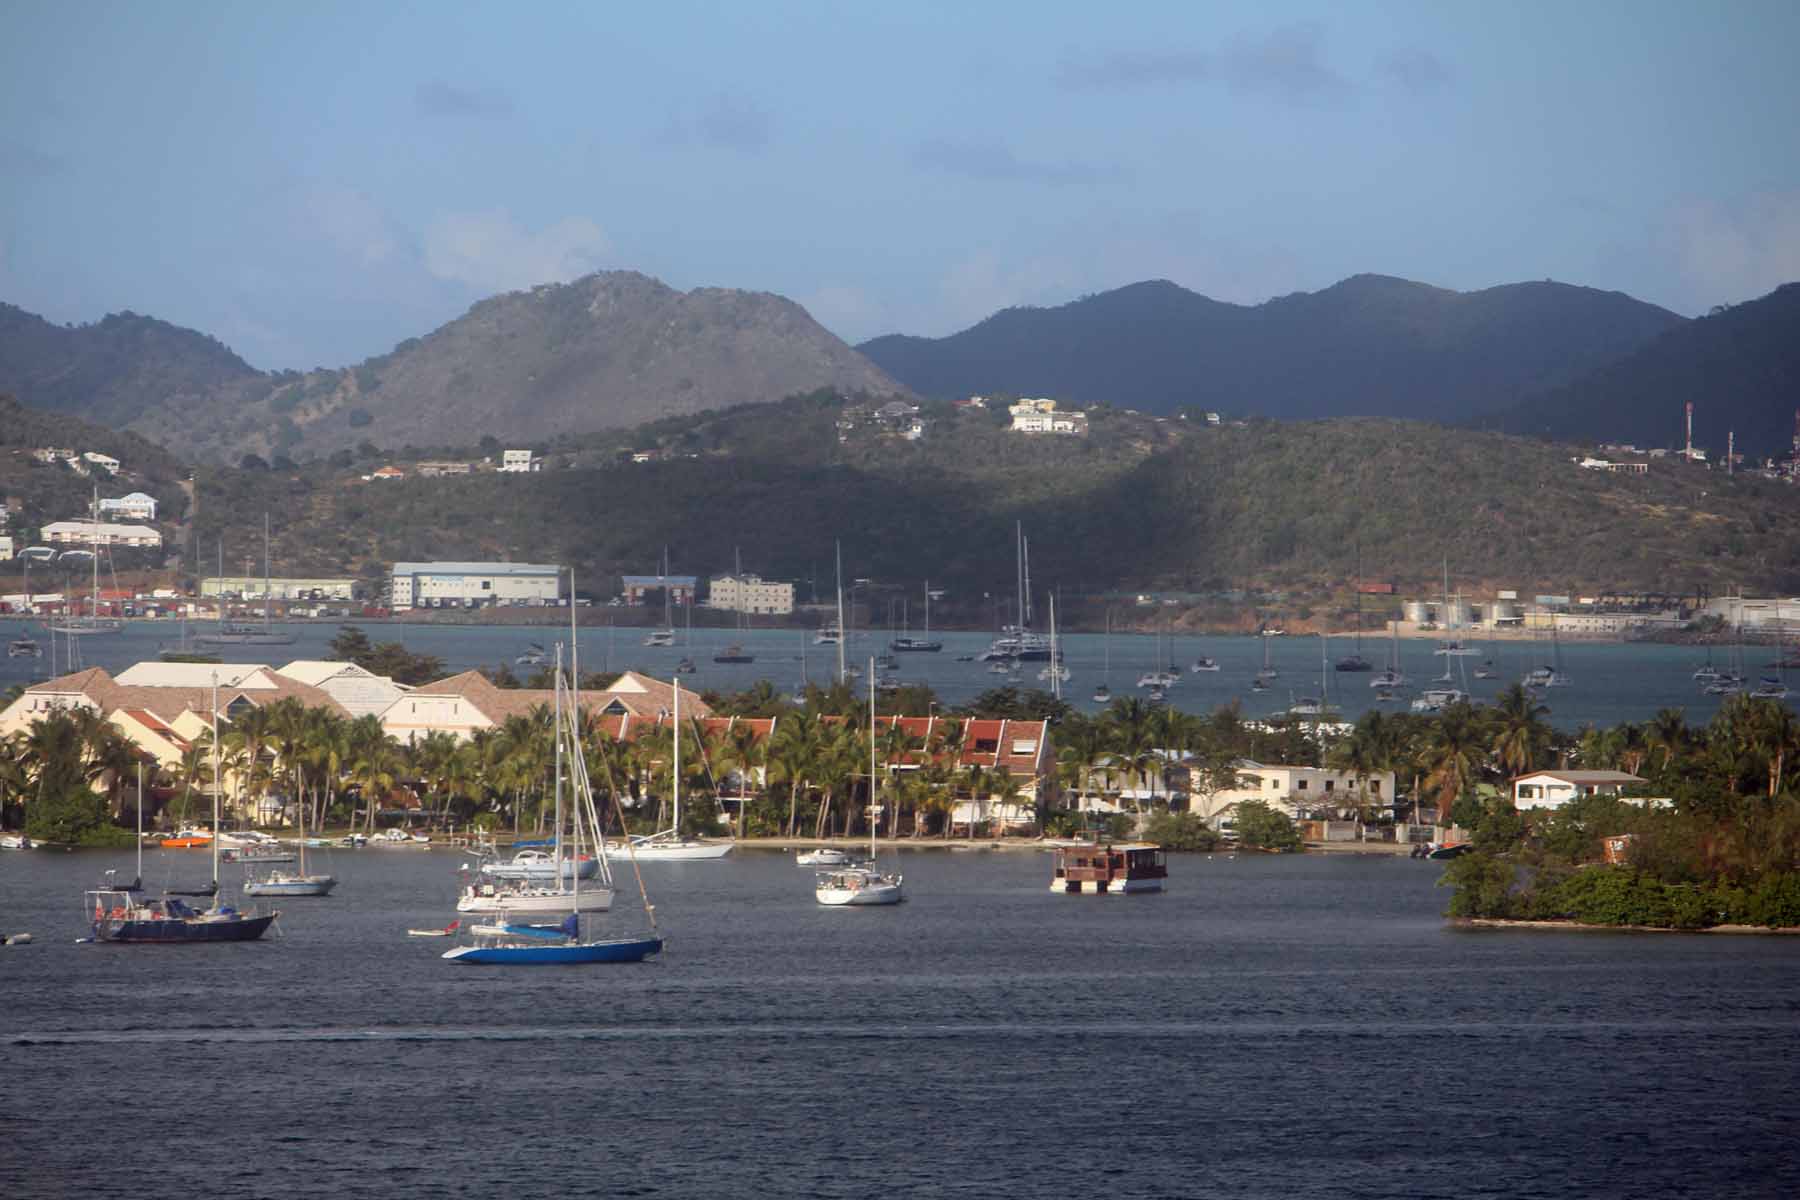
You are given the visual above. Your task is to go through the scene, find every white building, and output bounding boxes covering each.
[1009,398,1089,435]
[500,450,542,473]
[276,661,410,717]
[1512,770,1650,812]
[98,492,158,521]
[1196,760,1397,824]
[0,535,11,561]
[390,561,563,609]
[707,573,795,615]
[82,451,121,472]
[40,520,162,549]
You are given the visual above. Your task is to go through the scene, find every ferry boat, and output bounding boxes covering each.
[1049,843,1168,894]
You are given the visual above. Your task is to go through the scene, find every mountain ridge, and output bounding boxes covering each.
[0,272,905,463]
[858,274,1685,424]
[1486,282,1800,454]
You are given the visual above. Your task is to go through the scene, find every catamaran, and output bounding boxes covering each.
[48,490,122,636]
[196,513,296,645]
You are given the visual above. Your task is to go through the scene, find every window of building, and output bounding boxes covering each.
[1324,780,1334,792]
[1370,780,1381,794]
[1297,779,1308,790]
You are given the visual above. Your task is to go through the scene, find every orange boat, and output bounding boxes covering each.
[160,829,214,849]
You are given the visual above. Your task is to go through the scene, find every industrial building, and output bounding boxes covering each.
[200,576,358,601]
[390,561,564,609]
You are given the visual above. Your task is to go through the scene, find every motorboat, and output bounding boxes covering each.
[6,635,41,658]
[1410,687,1469,714]
[1190,657,1220,672]
[1370,667,1407,689]
[515,643,548,666]
[796,847,853,866]
[674,656,697,674]
[643,628,676,647]
[370,828,431,847]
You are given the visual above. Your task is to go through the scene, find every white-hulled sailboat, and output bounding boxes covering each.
[816,661,905,906]
[603,674,733,860]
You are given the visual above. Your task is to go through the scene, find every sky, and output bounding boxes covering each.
[3,0,1798,371]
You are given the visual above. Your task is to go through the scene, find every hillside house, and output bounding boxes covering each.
[1511,770,1652,812]
[1009,398,1089,436]
[500,449,542,473]
[98,492,158,520]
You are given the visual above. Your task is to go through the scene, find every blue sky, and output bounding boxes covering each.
[4,0,1797,370]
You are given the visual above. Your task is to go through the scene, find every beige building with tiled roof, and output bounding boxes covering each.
[378,669,714,744]
[0,665,349,742]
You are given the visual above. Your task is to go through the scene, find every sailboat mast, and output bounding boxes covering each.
[136,761,143,880]
[869,658,878,860]
[671,675,682,835]
[835,541,846,684]
[210,673,221,890]
[553,643,564,875]
[263,512,272,632]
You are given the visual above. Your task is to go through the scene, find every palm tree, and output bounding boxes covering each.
[1490,683,1552,779]
[1419,702,1484,825]
[765,717,816,838]
[1646,707,1689,776]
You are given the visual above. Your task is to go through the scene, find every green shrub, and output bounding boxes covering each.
[1143,811,1220,852]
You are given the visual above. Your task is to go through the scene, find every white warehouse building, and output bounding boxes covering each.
[391,561,564,609]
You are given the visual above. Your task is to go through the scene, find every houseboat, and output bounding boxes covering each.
[1049,843,1168,894]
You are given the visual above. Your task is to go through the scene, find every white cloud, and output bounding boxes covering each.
[935,253,1079,332]
[1667,191,1800,307]
[423,211,611,292]
[304,184,402,266]
[802,284,887,342]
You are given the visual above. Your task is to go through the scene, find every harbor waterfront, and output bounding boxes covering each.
[2,619,1783,731]
[4,847,1799,1199]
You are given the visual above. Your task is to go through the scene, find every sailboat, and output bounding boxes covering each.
[1286,634,1340,719]
[816,661,905,906]
[713,547,757,663]
[1136,616,1179,689]
[1093,609,1113,704]
[85,675,279,943]
[604,674,733,860]
[445,647,662,965]
[244,776,336,897]
[1037,593,1070,687]
[1254,626,1279,691]
[97,763,147,893]
[891,581,944,652]
[643,547,677,647]
[1335,572,1372,672]
[1522,625,1573,690]
[8,556,44,658]
[1371,620,1408,689]
[48,489,122,636]
[195,514,295,646]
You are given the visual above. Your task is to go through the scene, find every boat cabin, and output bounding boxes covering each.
[1050,843,1167,894]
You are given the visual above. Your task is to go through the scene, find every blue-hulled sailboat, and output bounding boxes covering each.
[444,597,661,966]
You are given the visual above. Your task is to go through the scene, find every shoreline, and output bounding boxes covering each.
[1452,917,1800,935]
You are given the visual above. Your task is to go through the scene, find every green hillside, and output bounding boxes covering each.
[176,393,1800,626]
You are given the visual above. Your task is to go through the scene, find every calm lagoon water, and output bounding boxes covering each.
[3,848,1797,1198]
[0,618,1773,731]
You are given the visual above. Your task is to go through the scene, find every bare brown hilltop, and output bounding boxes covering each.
[0,272,906,463]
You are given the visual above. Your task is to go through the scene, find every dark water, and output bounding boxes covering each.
[0,617,1775,730]
[3,848,1797,1198]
